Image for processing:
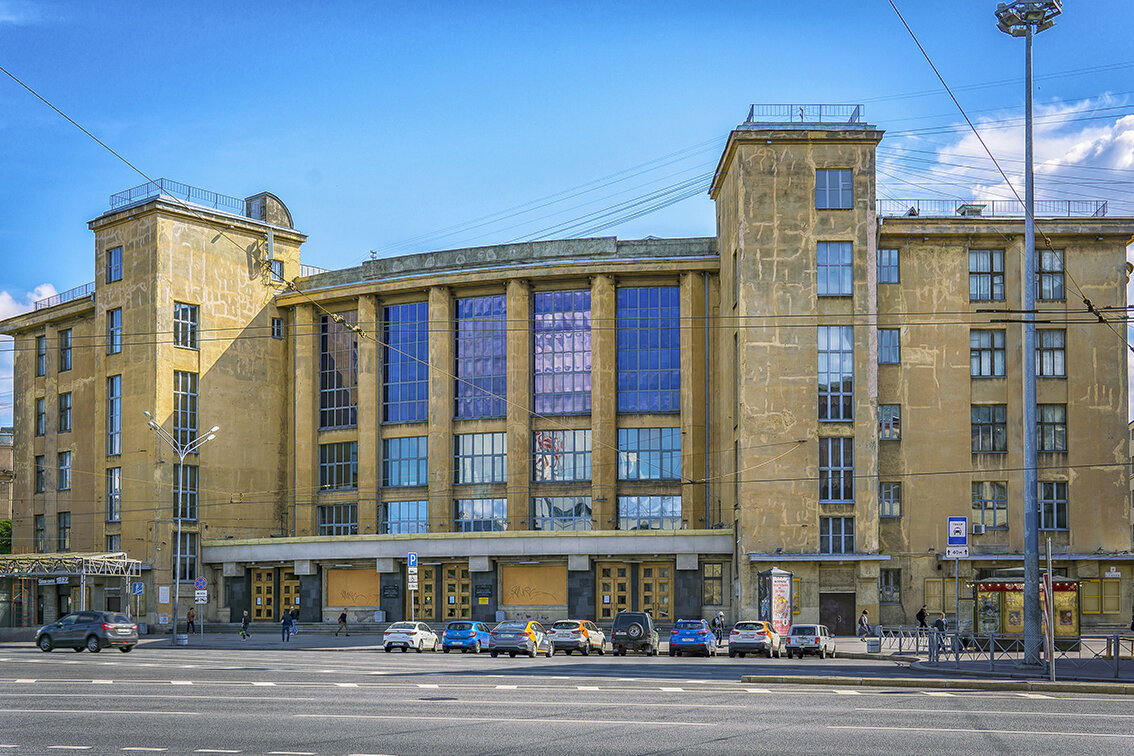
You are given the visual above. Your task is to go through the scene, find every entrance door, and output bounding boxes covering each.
[280,571,300,614]
[596,563,630,621]
[251,568,274,621]
[819,592,855,636]
[638,562,673,621]
[442,564,471,620]
[408,565,437,621]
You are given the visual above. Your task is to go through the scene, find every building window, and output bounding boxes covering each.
[879,569,901,603]
[177,531,197,581]
[383,301,429,424]
[173,371,198,447]
[970,330,1006,377]
[616,286,680,413]
[58,392,72,433]
[819,437,854,502]
[59,329,72,372]
[971,405,1007,453]
[106,245,122,283]
[817,242,853,296]
[35,397,46,436]
[454,498,507,532]
[969,249,1005,301]
[35,335,46,376]
[820,516,855,554]
[34,455,45,493]
[107,308,122,354]
[318,441,358,490]
[1036,329,1066,377]
[57,451,71,491]
[57,512,71,552]
[174,463,198,520]
[173,302,198,349]
[617,495,681,531]
[532,496,592,531]
[383,500,429,535]
[702,562,724,606]
[1039,481,1068,531]
[533,290,592,415]
[880,482,901,518]
[381,436,428,487]
[1037,249,1064,301]
[106,467,121,522]
[1037,404,1067,452]
[815,168,853,209]
[34,515,46,552]
[318,503,358,536]
[879,329,900,364]
[533,429,592,482]
[879,405,901,441]
[455,295,507,418]
[972,481,1007,529]
[617,427,681,480]
[106,533,121,553]
[320,311,358,429]
[272,317,284,339]
[454,432,507,485]
[818,326,854,421]
[107,375,121,456]
[877,248,900,283]
[269,259,284,281]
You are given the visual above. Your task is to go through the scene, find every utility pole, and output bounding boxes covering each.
[995,0,1061,667]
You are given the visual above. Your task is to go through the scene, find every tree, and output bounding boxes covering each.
[0,519,10,554]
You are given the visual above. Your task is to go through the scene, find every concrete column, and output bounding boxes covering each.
[590,275,617,530]
[680,273,707,527]
[357,295,379,534]
[428,287,454,532]
[293,303,318,536]
[505,280,531,530]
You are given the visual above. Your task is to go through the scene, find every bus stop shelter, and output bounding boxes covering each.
[0,552,142,630]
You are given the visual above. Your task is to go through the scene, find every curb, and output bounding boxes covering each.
[908,660,1134,686]
[738,673,1134,696]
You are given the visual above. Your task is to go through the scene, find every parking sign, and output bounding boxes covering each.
[408,552,417,569]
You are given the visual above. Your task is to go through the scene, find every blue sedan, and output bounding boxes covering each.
[442,620,492,653]
[668,619,718,657]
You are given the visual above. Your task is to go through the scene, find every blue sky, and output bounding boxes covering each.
[2,0,1133,424]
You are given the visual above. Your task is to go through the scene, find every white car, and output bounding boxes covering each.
[784,624,836,659]
[383,621,439,653]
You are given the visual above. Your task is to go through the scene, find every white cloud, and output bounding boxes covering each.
[0,1,42,25]
[0,284,57,426]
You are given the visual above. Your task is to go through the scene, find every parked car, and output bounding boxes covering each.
[785,624,836,659]
[489,620,554,658]
[442,621,492,653]
[547,619,606,655]
[668,619,717,657]
[35,611,137,653]
[610,611,659,656]
[382,621,439,653]
[728,620,783,658]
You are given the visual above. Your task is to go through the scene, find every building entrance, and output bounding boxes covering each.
[251,568,274,620]
[280,570,300,614]
[408,565,437,621]
[596,563,630,621]
[595,561,674,621]
[441,563,471,620]
[819,592,855,636]
[638,562,672,621]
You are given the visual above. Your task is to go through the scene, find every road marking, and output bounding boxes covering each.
[91,680,113,685]
[121,749,168,752]
[1017,693,1052,699]
[576,686,599,691]
[301,714,713,727]
[0,709,201,716]
[267,752,316,755]
[828,726,1134,739]
[366,671,388,675]
[179,665,198,669]
[170,681,192,686]
[335,683,358,688]
[252,682,276,687]
[745,688,771,693]
[659,687,685,692]
[417,684,439,689]
[47,747,91,751]
[319,670,339,673]
[195,751,241,754]
[15,679,35,684]
[495,685,518,689]
[855,707,1134,720]
[685,679,712,684]
[923,691,955,697]
[833,690,862,695]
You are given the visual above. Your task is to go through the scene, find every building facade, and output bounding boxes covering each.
[2,107,1132,632]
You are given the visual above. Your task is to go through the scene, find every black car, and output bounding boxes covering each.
[610,611,659,656]
[36,611,138,653]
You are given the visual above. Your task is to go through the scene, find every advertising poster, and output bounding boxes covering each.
[770,573,792,635]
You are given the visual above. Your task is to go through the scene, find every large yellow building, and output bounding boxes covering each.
[2,106,1131,634]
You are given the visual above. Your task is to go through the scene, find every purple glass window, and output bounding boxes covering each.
[383,302,429,424]
[616,286,680,413]
[455,295,506,418]
[533,290,591,415]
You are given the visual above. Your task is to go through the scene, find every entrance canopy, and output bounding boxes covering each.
[0,552,142,579]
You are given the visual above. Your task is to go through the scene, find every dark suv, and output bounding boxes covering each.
[610,611,659,656]
[35,611,138,653]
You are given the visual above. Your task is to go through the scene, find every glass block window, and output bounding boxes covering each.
[174,463,198,520]
[879,405,901,441]
[320,311,358,428]
[1037,249,1064,301]
[879,569,901,603]
[35,397,45,436]
[970,330,1006,377]
[532,496,593,531]
[318,503,358,536]
[1039,481,1068,531]
[34,515,46,552]
[815,168,853,209]
[879,482,901,518]
[818,325,854,421]
[107,375,121,456]
[820,516,854,554]
[616,286,680,413]
[382,436,428,487]
[817,242,853,296]
[173,302,198,349]
[177,532,197,581]
[972,481,1007,529]
[58,392,72,433]
[383,500,428,535]
[106,534,121,552]
[35,335,46,376]
[107,308,122,354]
[1036,329,1066,377]
[454,432,507,484]
[533,290,592,415]
[173,371,198,447]
[34,455,45,494]
[455,295,506,418]
[532,429,592,482]
[617,427,681,480]
[106,467,121,522]
[57,512,71,552]
[971,405,1007,453]
[819,437,854,502]
[1038,404,1067,452]
[106,245,122,283]
[454,498,507,532]
[57,451,72,491]
[59,329,72,372]
[383,301,429,424]
[879,328,900,364]
[617,495,681,530]
[877,248,900,283]
[319,441,358,490]
[969,249,1005,301]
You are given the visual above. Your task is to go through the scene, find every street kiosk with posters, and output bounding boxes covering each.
[756,567,794,637]
[974,570,1080,651]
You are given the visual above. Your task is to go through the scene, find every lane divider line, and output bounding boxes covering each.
[828,726,1134,738]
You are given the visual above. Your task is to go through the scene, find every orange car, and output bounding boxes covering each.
[547,619,607,655]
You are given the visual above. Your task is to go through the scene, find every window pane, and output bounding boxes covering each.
[320,312,359,428]
[617,287,680,413]
[455,295,507,418]
[383,302,429,423]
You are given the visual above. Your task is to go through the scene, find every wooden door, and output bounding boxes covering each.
[280,570,300,614]
[251,568,274,620]
[638,562,672,621]
[408,565,437,621]
[596,562,630,621]
[442,564,471,619]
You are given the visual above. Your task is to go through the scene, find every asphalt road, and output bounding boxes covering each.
[1,644,1131,754]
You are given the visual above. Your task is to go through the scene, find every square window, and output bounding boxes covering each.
[971,404,1007,453]
[817,242,853,296]
[969,250,1005,302]
[879,329,900,364]
[816,169,853,209]
[970,330,1006,377]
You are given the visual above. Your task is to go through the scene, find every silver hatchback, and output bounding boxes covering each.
[36,611,138,653]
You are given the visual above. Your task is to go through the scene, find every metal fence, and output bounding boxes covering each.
[744,103,864,124]
[877,198,1108,218]
[925,630,1133,681]
[109,178,246,216]
[877,625,933,655]
[34,281,96,311]
[299,264,329,277]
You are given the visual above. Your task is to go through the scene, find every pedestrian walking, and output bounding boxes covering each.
[336,610,349,636]
[915,604,928,629]
[239,610,251,640]
[857,609,871,639]
[186,608,196,633]
[933,612,946,632]
[281,612,291,642]
[711,611,725,646]
[290,607,299,636]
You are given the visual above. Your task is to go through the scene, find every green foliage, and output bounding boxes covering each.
[0,519,10,554]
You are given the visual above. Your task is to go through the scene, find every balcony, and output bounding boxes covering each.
[739,103,871,129]
[109,178,246,216]
[877,198,1108,218]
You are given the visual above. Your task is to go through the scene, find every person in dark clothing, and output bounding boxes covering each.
[186,608,196,633]
[290,607,299,637]
[710,612,726,646]
[336,610,349,636]
[281,613,291,642]
[916,605,928,628]
[933,612,946,632]
[239,610,251,640]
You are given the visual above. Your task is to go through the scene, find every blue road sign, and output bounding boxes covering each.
[408,552,418,568]
[194,576,207,591]
[947,516,969,546]
[132,582,144,595]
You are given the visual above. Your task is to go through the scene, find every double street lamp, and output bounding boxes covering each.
[143,410,219,645]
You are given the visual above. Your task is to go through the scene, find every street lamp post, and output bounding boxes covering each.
[995,0,1061,667]
[143,410,219,646]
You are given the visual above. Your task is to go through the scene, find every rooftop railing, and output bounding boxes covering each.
[878,198,1108,218]
[34,281,95,311]
[109,178,246,216]
[743,103,865,125]
[299,264,329,277]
